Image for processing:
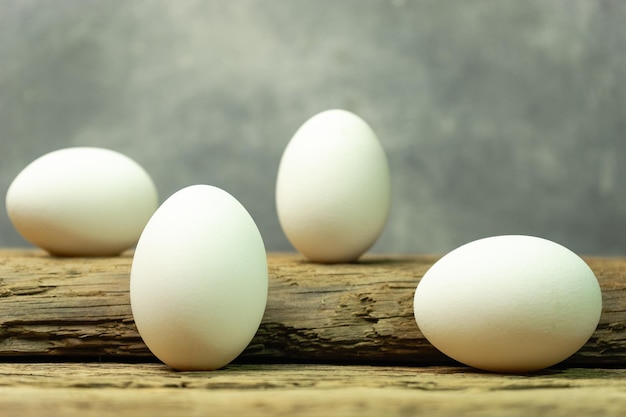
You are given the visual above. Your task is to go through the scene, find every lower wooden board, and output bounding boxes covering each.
[0,363,625,417]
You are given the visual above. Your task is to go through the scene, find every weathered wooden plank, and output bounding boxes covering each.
[2,362,626,390]
[0,363,625,417]
[0,249,625,366]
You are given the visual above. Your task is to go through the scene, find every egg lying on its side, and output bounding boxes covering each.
[5,147,158,256]
[130,185,268,371]
[276,109,391,264]
[413,235,603,373]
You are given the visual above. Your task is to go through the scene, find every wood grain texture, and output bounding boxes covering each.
[0,249,625,366]
[0,363,626,417]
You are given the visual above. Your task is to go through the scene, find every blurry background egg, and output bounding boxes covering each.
[130,184,268,371]
[413,235,603,373]
[5,147,158,256]
[276,109,391,263]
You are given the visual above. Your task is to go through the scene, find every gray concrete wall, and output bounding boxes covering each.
[1,0,625,255]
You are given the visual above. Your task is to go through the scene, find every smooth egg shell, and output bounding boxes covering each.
[5,147,158,256]
[276,109,391,263]
[130,185,268,371]
[413,235,602,373]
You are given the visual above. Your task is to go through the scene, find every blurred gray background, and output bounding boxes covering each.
[1,0,625,256]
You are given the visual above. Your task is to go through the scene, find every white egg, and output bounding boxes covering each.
[130,185,268,371]
[413,235,602,373]
[5,147,158,256]
[276,109,391,264]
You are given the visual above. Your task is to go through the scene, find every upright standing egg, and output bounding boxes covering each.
[413,235,603,373]
[276,109,391,263]
[5,147,158,256]
[130,185,268,371]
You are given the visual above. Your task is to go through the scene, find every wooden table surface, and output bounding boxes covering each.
[0,249,625,416]
[1,362,626,417]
